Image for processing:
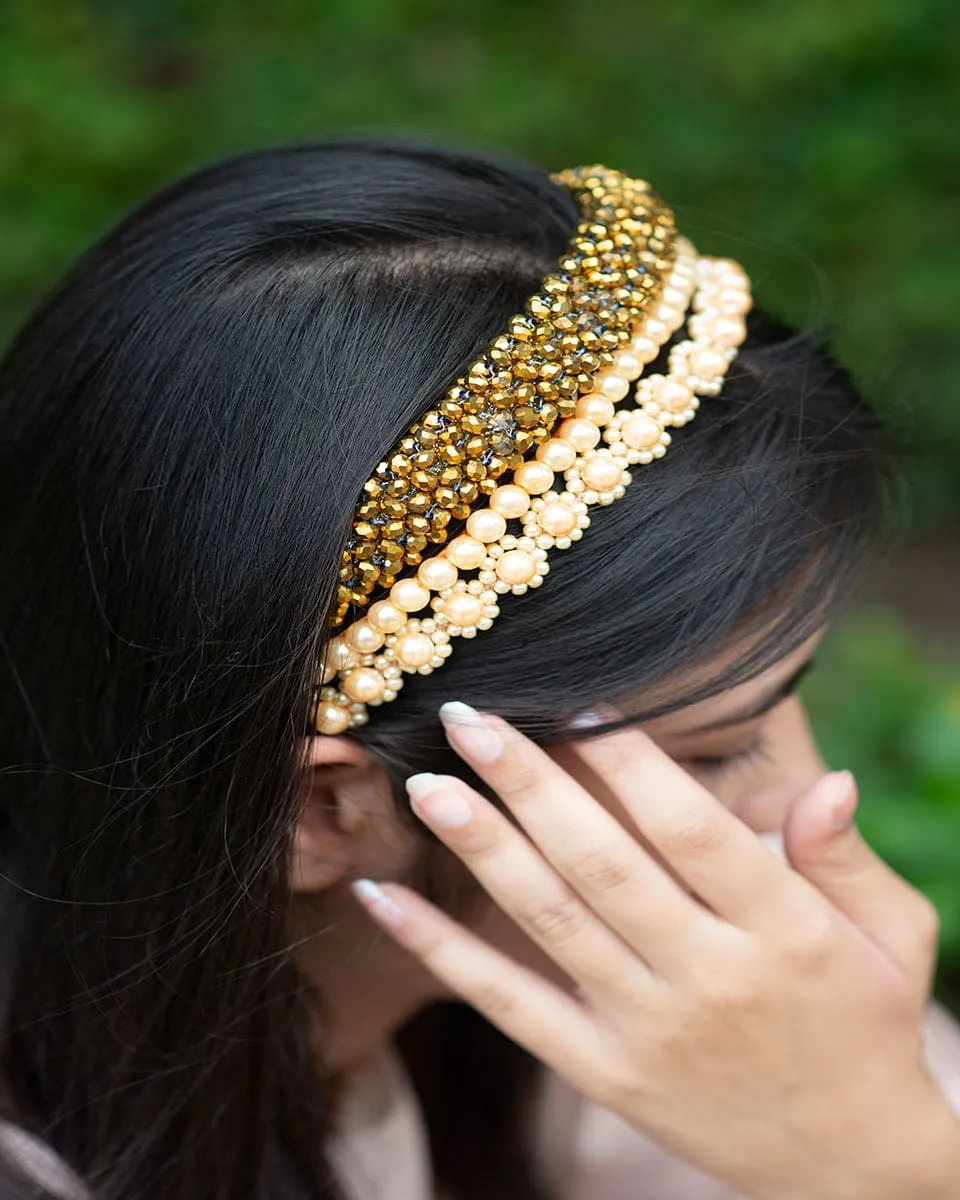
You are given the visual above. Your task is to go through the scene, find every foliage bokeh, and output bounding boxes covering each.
[2,0,958,994]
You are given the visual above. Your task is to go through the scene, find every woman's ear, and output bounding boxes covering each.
[290,735,379,893]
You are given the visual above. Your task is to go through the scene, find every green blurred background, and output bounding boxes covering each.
[2,0,958,997]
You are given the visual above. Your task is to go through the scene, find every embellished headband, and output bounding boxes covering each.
[310,166,751,735]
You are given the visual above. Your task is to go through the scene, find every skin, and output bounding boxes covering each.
[288,628,960,1197]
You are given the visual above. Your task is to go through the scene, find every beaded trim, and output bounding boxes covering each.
[333,167,678,629]
[310,231,752,735]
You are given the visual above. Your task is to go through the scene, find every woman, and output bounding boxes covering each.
[1,138,958,1200]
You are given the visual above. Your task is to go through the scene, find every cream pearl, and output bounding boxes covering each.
[368,600,406,633]
[538,500,577,537]
[316,701,351,735]
[444,534,487,570]
[656,303,683,326]
[558,418,601,452]
[395,632,435,668]
[621,413,663,450]
[390,578,431,612]
[575,394,616,424]
[417,557,458,592]
[644,318,668,342]
[324,637,358,674]
[688,346,728,380]
[597,372,630,401]
[466,508,507,543]
[630,334,660,363]
[712,314,747,347]
[536,438,577,472]
[442,592,485,627]
[495,550,537,585]
[717,290,752,315]
[514,461,555,495]
[342,667,386,704]
[658,378,695,412]
[612,350,643,380]
[345,621,384,655]
[581,456,624,491]
[489,484,531,519]
[661,284,688,309]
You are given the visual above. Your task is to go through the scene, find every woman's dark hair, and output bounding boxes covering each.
[0,137,893,1200]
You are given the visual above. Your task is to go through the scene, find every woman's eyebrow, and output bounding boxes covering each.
[685,657,817,734]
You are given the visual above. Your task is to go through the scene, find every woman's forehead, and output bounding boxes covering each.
[614,627,826,737]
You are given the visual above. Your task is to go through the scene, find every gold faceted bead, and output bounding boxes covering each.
[412,470,438,491]
[514,405,540,428]
[464,460,487,481]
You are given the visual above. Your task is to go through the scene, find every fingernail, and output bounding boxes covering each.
[405,773,473,828]
[439,701,503,763]
[822,769,857,831]
[350,878,407,929]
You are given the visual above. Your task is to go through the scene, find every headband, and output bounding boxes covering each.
[310,166,751,735]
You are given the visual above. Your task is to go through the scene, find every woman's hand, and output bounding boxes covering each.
[349,703,960,1200]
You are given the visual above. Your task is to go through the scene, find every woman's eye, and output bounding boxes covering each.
[682,734,773,779]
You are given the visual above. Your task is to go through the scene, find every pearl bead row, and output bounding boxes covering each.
[312,242,752,735]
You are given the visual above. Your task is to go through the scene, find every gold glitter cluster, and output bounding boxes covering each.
[333,166,678,630]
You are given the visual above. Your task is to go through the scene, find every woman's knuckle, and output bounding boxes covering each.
[472,976,519,1018]
[783,912,835,966]
[521,894,587,944]
[568,846,632,894]
[498,762,542,804]
[660,817,727,861]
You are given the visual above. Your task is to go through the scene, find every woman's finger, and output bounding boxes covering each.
[441,703,803,935]
[434,706,729,979]
[350,876,611,1089]
[404,771,659,992]
[784,772,941,984]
